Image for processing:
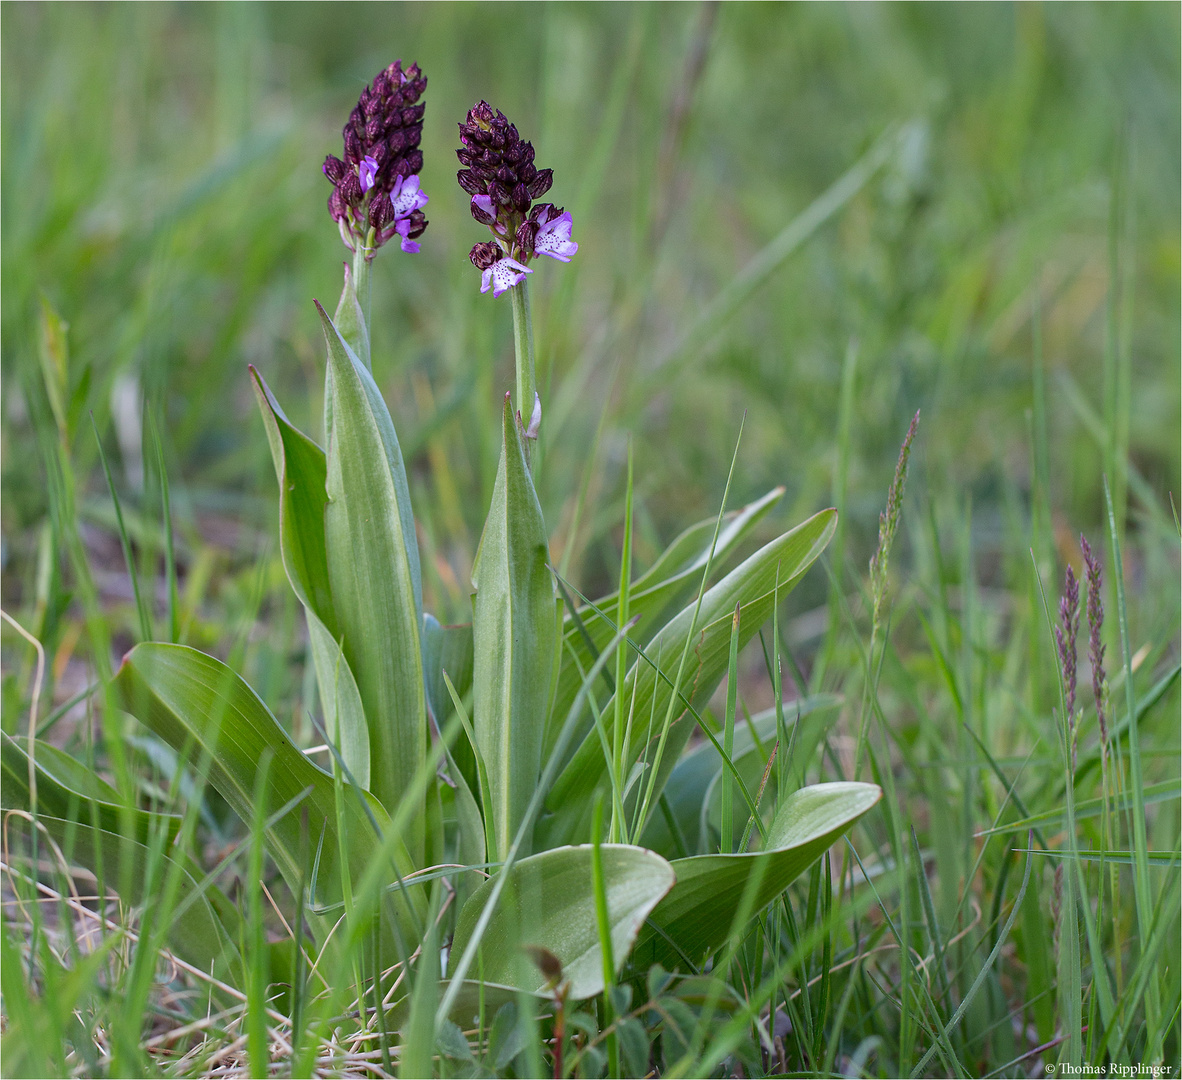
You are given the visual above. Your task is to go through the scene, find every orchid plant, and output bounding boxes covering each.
[5,61,882,1072]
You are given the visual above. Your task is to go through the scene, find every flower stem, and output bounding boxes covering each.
[353,242,372,342]
[510,278,537,447]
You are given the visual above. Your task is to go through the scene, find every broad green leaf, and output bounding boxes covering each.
[422,616,475,728]
[1,732,142,837]
[541,510,836,847]
[114,643,423,937]
[640,695,842,857]
[472,396,557,859]
[250,367,335,631]
[633,781,881,971]
[547,486,784,760]
[252,367,369,785]
[422,615,476,797]
[449,844,675,1000]
[318,302,426,846]
[305,617,370,791]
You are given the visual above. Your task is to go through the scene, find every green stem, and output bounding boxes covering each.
[352,241,372,344]
[510,279,537,442]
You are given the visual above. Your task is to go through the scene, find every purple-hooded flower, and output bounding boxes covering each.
[391,174,429,219]
[359,155,379,193]
[481,257,532,298]
[533,206,578,262]
[471,194,497,227]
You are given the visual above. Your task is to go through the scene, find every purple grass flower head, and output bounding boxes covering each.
[323,60,429,259]
[457,100,574,296]
[1056,565,1080,719]
[1081,535,1108,752]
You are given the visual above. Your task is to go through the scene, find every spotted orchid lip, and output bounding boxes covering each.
[480,257,533,298]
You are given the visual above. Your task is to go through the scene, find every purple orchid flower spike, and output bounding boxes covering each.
[456,100,576,297]
[322,60,429,259]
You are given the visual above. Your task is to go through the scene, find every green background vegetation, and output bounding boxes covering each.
[1,3,1178,1076]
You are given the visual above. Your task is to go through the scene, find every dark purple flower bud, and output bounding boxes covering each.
[527,169,553,199]
[466,100,495,129]
[323,155,346,183]
[369,191,393,229]
[515,219,538,256]
[340,172,362,204]
[512,183,531,213]
[458,170,486,196]
[487,181,510,207]
[469,241,501,270]
[404,208,428,239]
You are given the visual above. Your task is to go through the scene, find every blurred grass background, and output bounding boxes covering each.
[4,2,1178,597]
[2,1,1179,756]
[1,4,1180,1074]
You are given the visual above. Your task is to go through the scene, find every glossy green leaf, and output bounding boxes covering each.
[422,615,474,728]
[471,395,557,859]
[114,643,423,935]
[305,617,370,791]
[633,781,881,971]
[250,366,335,631]
[317,302,425,845]
[548,486,784,760]
[252,367,370,786]
[449,844,675,1000]
[641,695,842,857]
[422,615,476,797]
[541,510,837,847]
[1,732,141,834]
